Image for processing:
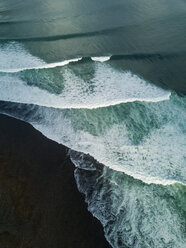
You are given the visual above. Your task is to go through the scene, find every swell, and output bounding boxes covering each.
[111,51,186,61]
[1,11,186,43]
[1,51,186,73]
[0,25,126,42]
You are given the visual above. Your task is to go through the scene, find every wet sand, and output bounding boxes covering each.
[0,113,111,248]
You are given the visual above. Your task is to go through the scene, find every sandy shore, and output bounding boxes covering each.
[0,114,111,248]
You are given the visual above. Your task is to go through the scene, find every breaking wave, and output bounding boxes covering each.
[0,41,186,248]
[0,43,170,109]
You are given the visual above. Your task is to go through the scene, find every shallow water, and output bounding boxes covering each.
[0,1,186,247]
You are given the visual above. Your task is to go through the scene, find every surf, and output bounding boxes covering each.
[0,43,171,110]
[0,41,185,248]
[0,90,185,187]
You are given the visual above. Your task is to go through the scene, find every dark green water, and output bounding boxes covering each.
[0,1,186,247]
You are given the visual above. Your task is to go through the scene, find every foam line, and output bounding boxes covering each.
[0,58,82,73]
[0,94,171,110]
[31,116,186,186]
[91,56,111,62]
[0,68,171,110]
[70,154,184,186]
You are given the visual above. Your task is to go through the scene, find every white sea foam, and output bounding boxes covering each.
[0,64,170,109]
[0,58,82,73]
[98,124,186,186]
[0,86,185,186]
[75,166,186,248]
[0,41,185,186]
[0,42,45,71]
[1,40,186,248]
[91,56,111,62]
[0,42,82,72]
[0,42,170,108]
[30,96,186,186]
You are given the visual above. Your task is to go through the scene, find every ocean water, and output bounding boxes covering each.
[0,1,186,247]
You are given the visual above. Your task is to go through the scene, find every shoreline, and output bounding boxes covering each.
[0,113,111,248]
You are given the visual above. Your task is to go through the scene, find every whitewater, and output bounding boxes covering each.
[0,42,185,248]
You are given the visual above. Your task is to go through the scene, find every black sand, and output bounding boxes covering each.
[0,114,111,248]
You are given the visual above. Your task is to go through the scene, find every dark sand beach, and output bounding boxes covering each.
[0,113,111,248]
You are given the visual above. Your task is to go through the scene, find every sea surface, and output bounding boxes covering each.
[0,0,186,247]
